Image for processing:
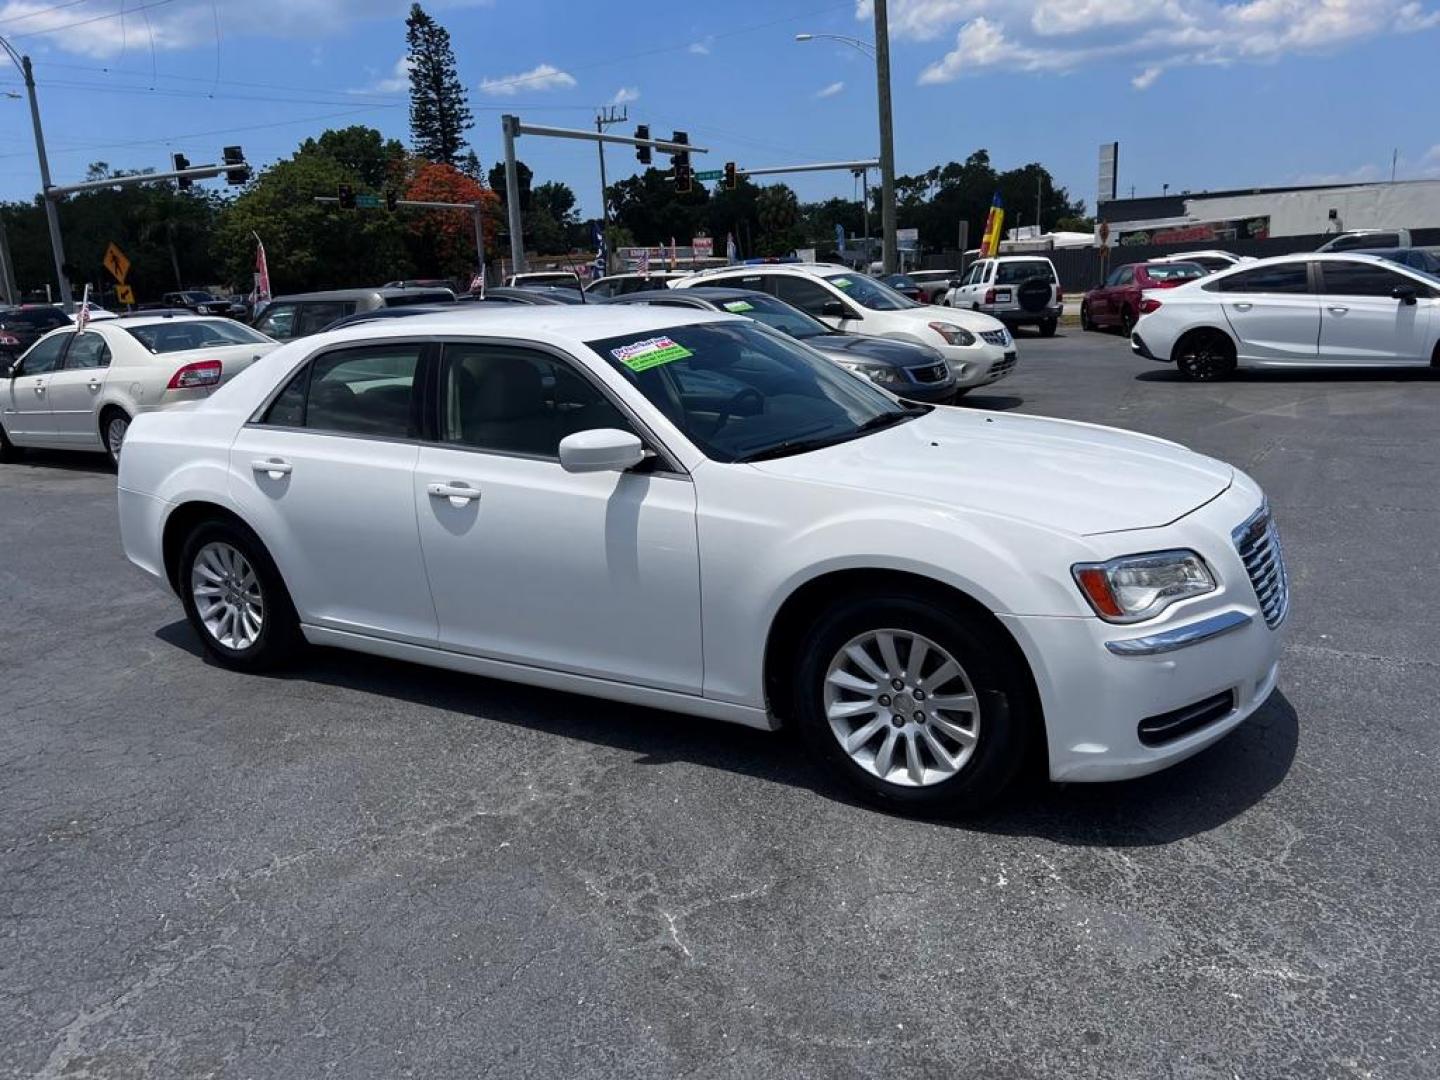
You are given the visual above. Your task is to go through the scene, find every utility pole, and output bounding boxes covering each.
[873,0,898,274]
[856,167,871,260]
[0,41,71,308]
[0,216,16,305]
[595,105,626,272]
[1035,171,1042,236]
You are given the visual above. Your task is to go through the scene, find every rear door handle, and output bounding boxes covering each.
[87,380,102,391]
[251,457,292,478]
[427,482,480,505]
[1328,305,1349,314]
[33,383,44,395]
[1232,302,1253,311]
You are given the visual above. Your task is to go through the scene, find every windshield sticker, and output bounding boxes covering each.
[831,277,853,289]
[611,336,694,372]
[722,300,755,313]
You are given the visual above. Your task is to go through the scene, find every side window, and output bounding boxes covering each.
[963,264,982,286]
[253,303,297,340]
[439,343,634,459]
[772,276,838,316]
[63,333,110,370]
[700,274,768,293]
[1212,262,1311,294]
[1320,261,1416,298]
[1104,267,1125,287]
[1116,266,1134,285]
[294,302,354,337]
[18,332,70,375]
[587,279,616,298]
[264,344,422,438]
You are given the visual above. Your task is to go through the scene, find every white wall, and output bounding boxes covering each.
[1184,180,1440,237]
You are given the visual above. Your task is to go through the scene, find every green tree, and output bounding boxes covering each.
[607,167,708,246]
[405,3,472,166]
[488,159,533,212]
[755,184,802,256]
[299,126,406,190]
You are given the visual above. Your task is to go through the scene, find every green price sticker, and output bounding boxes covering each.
[722,300,754,313]
[612,336,694,372]
[831,276,853,288]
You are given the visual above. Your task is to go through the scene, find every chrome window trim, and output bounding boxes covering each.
[1104,609,1252,656]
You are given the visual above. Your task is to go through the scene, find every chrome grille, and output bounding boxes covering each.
[980,328,1011,347]
[1232,503,1289,629]
[906,362,949,384]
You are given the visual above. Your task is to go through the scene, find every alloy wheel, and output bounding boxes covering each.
[1179,339,1232,380]
[823,629,981,787]
[191,541,264,651]
[105,415,129,464]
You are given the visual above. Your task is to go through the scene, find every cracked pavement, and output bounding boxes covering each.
[2,330,1437,1078]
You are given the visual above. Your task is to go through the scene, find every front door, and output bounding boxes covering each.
[1316,260,1435,364]
[414,341,702,692]
[1215,260,1320,361]
[2,332,71,443]
[47,331,111,446]
[228,340,439,643]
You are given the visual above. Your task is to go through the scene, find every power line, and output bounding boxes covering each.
[9,0,179,40]
[0,0,97,30]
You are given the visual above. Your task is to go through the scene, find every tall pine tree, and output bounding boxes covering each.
[406,4,473,166]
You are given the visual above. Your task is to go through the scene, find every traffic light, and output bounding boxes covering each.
[222,145,249,186]
[723,161,737,191]
[674,161,692,194]
[634,125,650,165]
[385,189,399,212]
[670,131,690,170]
[337,183,356,210]
[172,153,191,190]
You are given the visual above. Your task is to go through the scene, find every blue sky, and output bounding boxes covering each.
[0,0,1436,220]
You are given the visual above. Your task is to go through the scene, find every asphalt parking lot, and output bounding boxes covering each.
[3,328,1438,1080]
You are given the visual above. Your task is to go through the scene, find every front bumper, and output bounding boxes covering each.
[939,340,1014,388]
[896,377,959,404]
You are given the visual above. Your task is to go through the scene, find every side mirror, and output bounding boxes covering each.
[1392,284,1418,305]
[0,359,16,379]
[949,279,962,288]
[558,428,646,474]
[821,299,848,319]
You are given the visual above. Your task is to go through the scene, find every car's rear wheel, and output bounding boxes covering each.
[100,407,130,468]
[1038,317,1058,337]
[1119,307,1136,337]
[179,519,302,671]
[1080,302,1095,331]
[792,592,1035,816]
[1175,330,1237,381]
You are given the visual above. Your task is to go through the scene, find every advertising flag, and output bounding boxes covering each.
[726,232,737,264]
[592,221,606,280]
[980,193,1005,257]
[638,248,650,275]
[76,284,91,331]
[253,233,272,305]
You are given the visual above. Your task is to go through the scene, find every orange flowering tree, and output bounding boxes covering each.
[402,159,503,280]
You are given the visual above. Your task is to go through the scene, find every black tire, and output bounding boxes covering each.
[792,591,1036,816]
[100,406,130,469]
[178,518,303,672]
[1175,330,1237,381]
[1038,317,1058,337]
[1118,307,1136,337]
[0,421,21,463]
[1080,303,1095,332]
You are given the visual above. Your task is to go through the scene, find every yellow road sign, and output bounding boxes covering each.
[114,283,135,305]
[103,242,130,282]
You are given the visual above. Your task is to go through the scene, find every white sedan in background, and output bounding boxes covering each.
[1,315,277,465]
[1133,253,1439,379]
[118,306,1286,815]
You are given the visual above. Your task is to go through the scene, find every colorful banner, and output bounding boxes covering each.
[980,194,1005,257]
[252,234,272,305]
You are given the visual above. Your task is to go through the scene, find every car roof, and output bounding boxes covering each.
[611,286,760,303]
[263,287,455,302]
[686,262,850,280]
[107,312,230,327]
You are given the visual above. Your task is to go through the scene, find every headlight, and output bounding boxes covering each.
[928,321,976,347]
[1071,550,1216,624]
[839,361,901,385]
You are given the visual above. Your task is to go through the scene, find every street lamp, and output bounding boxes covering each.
[0,36,71,307]
[796,6,897,274]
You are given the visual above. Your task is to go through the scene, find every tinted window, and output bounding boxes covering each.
[964,263,984,286]
[773,276,840,316]
[265,344,422,438]
[821,274,913,311]
[1209,262,1310,294]
[383,291,455,307]
[1104,267,1126,287]
[63,333,110,369]
[1331,233,1399,251]
[994,260,1056,285]
[253,303,297,340]
[1321,261,1416,297]
[1145,262,1204,282]
[18,332,70,374]
[297,302,356,335]
[713,293,832,341]
[440,344,633,458]
[699,274,769,293]
[1116,266,1134,286]
[126,319,270,353]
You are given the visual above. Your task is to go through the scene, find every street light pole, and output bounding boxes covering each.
[872,0,898,275]
[1,41,71,308]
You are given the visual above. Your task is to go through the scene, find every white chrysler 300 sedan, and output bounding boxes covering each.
[118,307,1288,814]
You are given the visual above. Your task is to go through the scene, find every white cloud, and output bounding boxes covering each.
[867,0,1440,85]
[611,86,640,105]
[358,56,411,94]
[1423,144,1440,165]
[479,63,577,96]
[688,37,713,54]
[815,80,845,98]
[1131,64,1163,89]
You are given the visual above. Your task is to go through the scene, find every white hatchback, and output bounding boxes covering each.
[1,315,277,465]
[118,306,1286,815]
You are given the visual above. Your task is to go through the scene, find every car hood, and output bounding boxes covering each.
[808,333,946,367]
[749,407,1233,536]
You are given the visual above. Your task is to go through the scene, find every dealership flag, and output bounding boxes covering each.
[469,266,485,296]
[726,232,737,264]
[979,193,1005,258]
[638,248,650,275]
[669,236,678,270]
[75,284,91,331]
[252,233,272,305]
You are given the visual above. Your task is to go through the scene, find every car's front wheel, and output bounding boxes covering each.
[1080,302,1095,331]
[1119,307,1136,337]
[793,592,1035,816]
[179,519,302,671]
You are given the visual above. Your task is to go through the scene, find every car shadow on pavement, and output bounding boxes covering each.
[156,621,1298,846]
[958,393,1025,412]
[1136,367,1440,384]
[5,449,114,474]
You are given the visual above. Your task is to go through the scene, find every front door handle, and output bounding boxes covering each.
[33,384,44,395]
[1328,305,1349,314]
[427,482,480,505]
[87,380,102,391]
[251,457,292,478]
[1231,302,1253,312]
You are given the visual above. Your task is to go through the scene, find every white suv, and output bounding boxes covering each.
[944,256,1063,336]
[676,263,1015,394]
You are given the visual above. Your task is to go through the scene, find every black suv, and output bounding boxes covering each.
[0,305,71,362]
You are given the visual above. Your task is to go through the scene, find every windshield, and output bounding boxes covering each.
[821,273,916,311]
[1147,262,1204,281]
[993,260,1056,285]
[587,321,921,463]
[181,291,216,303]
[125,319,271,353]
[714,293,831,340]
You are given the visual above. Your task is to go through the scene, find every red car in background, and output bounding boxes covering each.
[1081,261,1206,335]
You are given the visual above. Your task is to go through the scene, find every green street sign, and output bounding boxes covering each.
[356,194,381,209]
[694,169,723,181]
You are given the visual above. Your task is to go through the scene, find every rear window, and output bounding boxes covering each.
[994,260,1056,285]
[1146,262,1205,281]
[1330,233,1400,251]
[384,291,456,308]
[125,319,271,353]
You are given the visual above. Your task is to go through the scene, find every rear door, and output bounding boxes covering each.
[3,332,71,442]
[47,330,111,445]
[1213,260,1319,361]
[1316,259,1435,364]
